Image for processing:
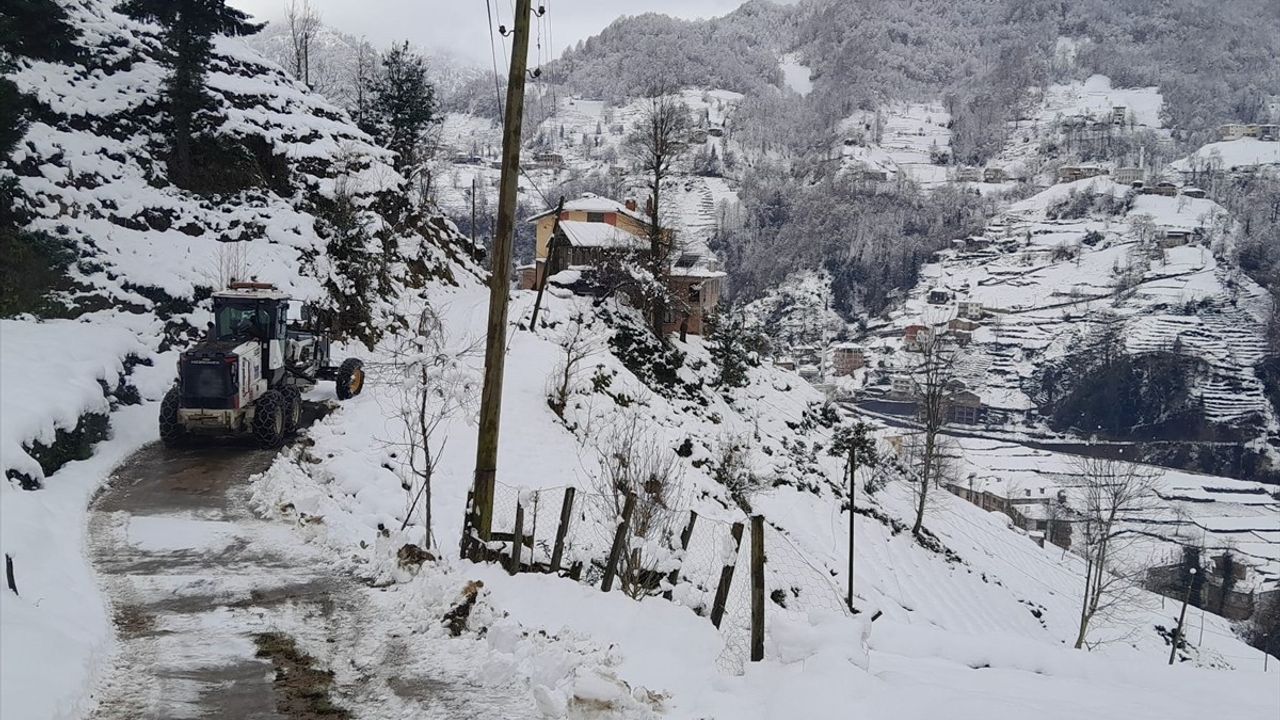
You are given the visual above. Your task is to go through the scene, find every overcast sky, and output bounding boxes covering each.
[230,1,787,67]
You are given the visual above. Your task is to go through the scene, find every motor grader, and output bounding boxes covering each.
[159,282,364,448]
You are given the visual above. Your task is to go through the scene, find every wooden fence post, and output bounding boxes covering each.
[710,521,745,628]
[508,501,525,575]
[601,493,636,593]
[550,487,576,574]
[459,490,475,560]
[750,515,765,662]
[664,510,698,600]
[5,554,16,596]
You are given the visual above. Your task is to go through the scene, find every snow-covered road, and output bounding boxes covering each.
[85,435,542,719]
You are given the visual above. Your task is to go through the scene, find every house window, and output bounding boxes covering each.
[689,285,702,304]
[586,212,606,223]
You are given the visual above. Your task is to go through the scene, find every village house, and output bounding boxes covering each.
[521,194,725,336]
[1157,226,1195,247]
[983,166,1008,183]
[1145,553,1280,622]
[957,300,984,320]
[951,236,993,253]
[1217,123,1280,142]
[1111,106,1128,126]
[890,374,914,397]
[1181,186,1207,199]
[927,288,952,305]
[1113,166,1143,185]
[1219,123,1250,141]
[664,252,726,337]
[948,389,986,425]
[1141,180,1179,197]
[954,166,982,183]
[1057,164,1109,183]
[947,318,981,346]
[831,343,867,376]
[532,151,565,168]
[945,479,1072,550]
[903,324,932,351]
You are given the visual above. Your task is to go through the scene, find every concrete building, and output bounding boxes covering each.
[831,343,867,376]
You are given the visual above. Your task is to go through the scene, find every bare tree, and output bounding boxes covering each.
[285,0,321,87]
[349,37,380,129]
[908,321,958,539]
[592,415,686,599]
[626,89,692,338]
[205,240,250,290]
[382,305,480,549]
[1071,455,1159,649]
[546,313,599,418]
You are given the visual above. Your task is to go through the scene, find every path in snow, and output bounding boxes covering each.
[86,421,540,719]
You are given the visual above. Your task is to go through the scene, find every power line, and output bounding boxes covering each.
[483,0,504,116]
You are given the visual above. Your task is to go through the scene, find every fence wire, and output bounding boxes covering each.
[484,483,847,674]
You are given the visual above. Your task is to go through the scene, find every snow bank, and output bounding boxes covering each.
[0,317,152,484]
[0,403,159,720]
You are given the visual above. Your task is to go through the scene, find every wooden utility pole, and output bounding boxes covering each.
[847,445,856,613]
[1169,567,1196,665]
[529,195,565,332]
[471,0,534,542]
[470,176,478,245]
[750,515,765,662]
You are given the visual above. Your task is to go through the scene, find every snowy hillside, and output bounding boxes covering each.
[1,1,476,716]
[248,282,1280,717]
[2,3,1279,719]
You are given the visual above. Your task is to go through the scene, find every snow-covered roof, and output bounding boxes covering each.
[669,252,726,279]
[526,193,651,226]
[212,288,291,301]
[557,221,649,250]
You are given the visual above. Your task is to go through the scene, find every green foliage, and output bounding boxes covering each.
[550,5,790,103]
[830,419,879,471]
[1046,188,1134,221]
[0,77,28,157]
[117,0,262,188]
[1036,325,1213,439]
[0,0,78,61]
[715,170,992,316]
[313,182,385,347]
[0,225,77,317]
[706,308,756,389]
[364,42,438,174]
[7,411,110,490]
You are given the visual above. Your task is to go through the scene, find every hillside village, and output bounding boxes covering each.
[2,1,1280,719]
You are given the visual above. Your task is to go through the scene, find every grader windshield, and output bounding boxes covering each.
[213,300,282,341]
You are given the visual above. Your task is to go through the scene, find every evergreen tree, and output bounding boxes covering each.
[117,0,262,187]
[708,309,752,388]
[0,0,78,61]
[367,41,437,174]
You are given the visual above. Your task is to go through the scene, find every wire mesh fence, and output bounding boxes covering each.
[467,482,856,672]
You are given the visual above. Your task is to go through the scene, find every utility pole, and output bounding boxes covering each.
[470,176,478,245]
[470,0,534,543]
[529,195,565,332]
[1169,567,1196,665]
[847,444,856,613]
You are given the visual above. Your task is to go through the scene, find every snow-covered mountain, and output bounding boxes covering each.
[2,2,1279,719]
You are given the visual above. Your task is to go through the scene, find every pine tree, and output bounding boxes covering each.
[0,0,78,61]
[367,41,437,174]
[117,0,262,186]
[708,310,751,388]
